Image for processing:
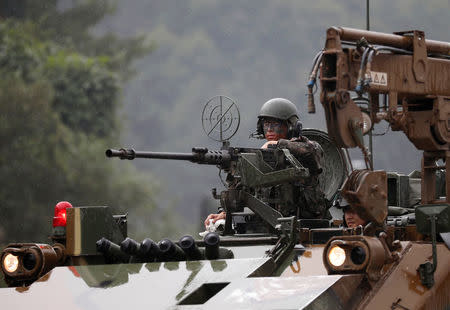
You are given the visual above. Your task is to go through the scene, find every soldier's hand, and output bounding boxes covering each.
[261,141,278,149]
[204,212,226,228]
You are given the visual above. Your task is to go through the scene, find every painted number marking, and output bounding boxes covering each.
[370,71,388,86]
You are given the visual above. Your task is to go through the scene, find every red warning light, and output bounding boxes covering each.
[52,201,73,227]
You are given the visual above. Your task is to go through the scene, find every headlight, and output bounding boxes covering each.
[3,254,19,273]
[322,236,388,281]
[328,246,346,267]
[1,243,66,287]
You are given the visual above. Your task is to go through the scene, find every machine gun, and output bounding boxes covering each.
[106,96,347,237]
[106,144,310,234]
[107,96,324,236]
[106,146,309,189]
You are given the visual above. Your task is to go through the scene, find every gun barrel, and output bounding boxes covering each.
[106,147,232,167]
[106,148,194,161]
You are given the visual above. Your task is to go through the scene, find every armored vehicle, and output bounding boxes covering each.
[1,27,449,310]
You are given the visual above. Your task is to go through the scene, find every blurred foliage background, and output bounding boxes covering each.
[0,0,448,246]
[0,0,184,246]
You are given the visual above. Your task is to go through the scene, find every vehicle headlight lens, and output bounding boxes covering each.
[3,254,19,273]
[328,246,346,267]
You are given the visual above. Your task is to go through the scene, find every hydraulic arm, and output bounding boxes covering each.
[308,27,450,205]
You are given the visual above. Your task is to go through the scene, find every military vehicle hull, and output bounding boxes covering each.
[1,240,449,309]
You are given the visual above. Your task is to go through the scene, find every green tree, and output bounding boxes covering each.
[0,0,153,80]
[0,3,159,245]
[0,77,158,244]
[0,77,66,242]
[45,52,120,138]
[0,21,120,139]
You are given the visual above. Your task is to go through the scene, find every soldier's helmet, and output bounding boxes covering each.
[256,98,302,138]
[335,197,350,210]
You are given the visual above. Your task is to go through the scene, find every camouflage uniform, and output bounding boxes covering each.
[275,136,329,219]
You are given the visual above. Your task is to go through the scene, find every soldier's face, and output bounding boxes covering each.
[344,208,367,228]
[263,119,288,141]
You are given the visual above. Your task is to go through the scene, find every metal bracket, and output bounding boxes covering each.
[239,191,283,229]
[238,150,309,188]
[418,261,434,289]
[411,31,427,83]
[417,215,438,288]
[394,30,427,83]
[275,216,297,237]
[266,216,299,265]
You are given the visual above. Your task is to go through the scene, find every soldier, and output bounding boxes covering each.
[337,197,387,238]
[338,198,368,228]
[205,98,329,228]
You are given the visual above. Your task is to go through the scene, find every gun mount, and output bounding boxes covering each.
[106,145,310,232]
[106,127,347,234]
